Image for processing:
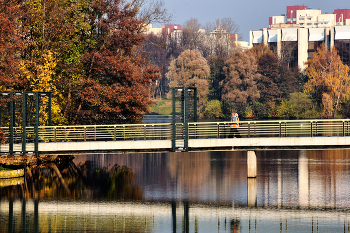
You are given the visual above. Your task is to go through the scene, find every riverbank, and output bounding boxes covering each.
[0,155,72,166]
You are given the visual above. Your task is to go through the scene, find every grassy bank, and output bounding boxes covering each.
[149,98,172,115]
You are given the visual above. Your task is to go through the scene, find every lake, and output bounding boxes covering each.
[1,149,350,232]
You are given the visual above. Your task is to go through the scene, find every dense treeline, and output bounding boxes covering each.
[2,0,350,124]
[144,18,350,119]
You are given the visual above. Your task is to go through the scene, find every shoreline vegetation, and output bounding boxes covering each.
[0,155,74,180]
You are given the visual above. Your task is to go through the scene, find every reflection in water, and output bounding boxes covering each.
[1,150,350,232]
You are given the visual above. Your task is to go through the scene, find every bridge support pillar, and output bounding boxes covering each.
[247,151,257,206]
[247,178,257,207]
[247,151,257,178]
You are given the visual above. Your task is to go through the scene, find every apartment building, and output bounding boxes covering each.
[252,6,350,70]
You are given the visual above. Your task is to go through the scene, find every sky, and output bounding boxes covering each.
[159,0,350,42]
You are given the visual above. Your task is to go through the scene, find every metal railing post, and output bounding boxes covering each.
[9,93,14,155]
[248,122,250,138]
[48,93,52,126]
[114,126,116,141]
[311,122,313,137]
[184,87,189,151]
[315,121,318,136]
[193,88,197,122]
[94,126,96,141]
[35,92,39,155]
[172,88,176,151]
[279,122,281,137]
[123,126,125,140]
[217,123,220,139]
[284,122,286,136]
[22,92,27,155]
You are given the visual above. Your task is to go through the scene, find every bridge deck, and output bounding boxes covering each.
[2,136,349,154]
[1,119,350,154]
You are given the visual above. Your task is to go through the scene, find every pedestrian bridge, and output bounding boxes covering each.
[1,119,350,154]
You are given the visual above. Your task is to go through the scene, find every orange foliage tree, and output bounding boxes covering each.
[304,44,350,118]
[0,0,26,91]
[69,0,160,124]
[166,49,210,116]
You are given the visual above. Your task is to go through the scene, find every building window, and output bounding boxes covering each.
[307,17,312,20]
[308,41,323,60]
[299,18,305,20]
[281,41,298,68]
[307,23,312,25]
[268,42,277,54]
[335,40,350,66]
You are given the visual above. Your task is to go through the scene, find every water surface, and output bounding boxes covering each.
[1,149,350,232]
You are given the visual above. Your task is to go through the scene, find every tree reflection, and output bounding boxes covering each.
[0,156,143,200]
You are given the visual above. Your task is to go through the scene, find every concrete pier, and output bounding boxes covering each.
[247,151,257,178]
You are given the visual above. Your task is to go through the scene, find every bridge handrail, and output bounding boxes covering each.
[188,119,350,138]
[1,119,349,143]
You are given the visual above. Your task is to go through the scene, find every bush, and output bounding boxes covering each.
[204,100,223,119]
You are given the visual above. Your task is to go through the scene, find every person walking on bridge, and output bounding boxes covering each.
[229,112,241,138]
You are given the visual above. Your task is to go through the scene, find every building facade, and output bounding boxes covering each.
[250,26,350,70]
[253,6,350,70]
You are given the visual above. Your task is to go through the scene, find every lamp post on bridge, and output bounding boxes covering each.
[0,91,52,155]
[171,87,197,152]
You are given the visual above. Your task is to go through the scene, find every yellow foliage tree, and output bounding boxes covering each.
[304,44,350,118]
[19,51,65,125]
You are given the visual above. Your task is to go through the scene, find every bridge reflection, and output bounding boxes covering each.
[1,199,350,232]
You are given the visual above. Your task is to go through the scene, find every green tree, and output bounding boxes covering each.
[276,92,319,119]
[203,100,223,119]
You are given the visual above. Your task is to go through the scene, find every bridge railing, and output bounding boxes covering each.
[0,123,174,143]
[1,119,349,144]
[189,119,350,139]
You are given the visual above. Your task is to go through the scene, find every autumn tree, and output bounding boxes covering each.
[71,0,160,124]
[10,0,162,125]
[220,50,260,116]
[18,0,91,124]
[0,0,25,91]
[207,54,227,101]
[248,44,300,118]
[166,49,210,116]
[304,44,350,118]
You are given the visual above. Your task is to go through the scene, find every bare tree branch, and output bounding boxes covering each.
[130,0,172,25]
